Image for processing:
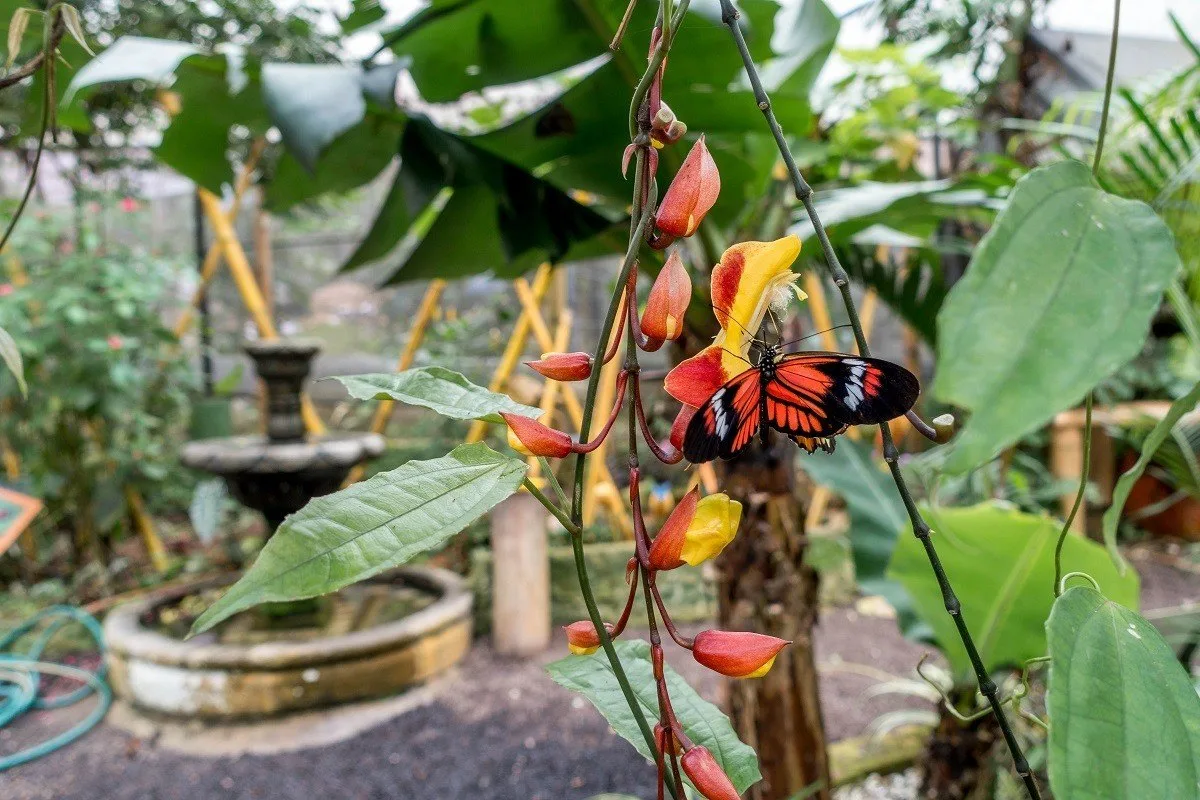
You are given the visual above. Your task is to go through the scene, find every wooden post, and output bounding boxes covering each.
[490,492,550,656]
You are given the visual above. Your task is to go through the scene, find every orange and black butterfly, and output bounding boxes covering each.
[682,336,920,464]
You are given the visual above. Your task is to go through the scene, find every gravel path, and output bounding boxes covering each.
[0,557,1189,800]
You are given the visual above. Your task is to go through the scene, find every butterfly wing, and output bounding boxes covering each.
[766,353,919,438]
[683,368,762,463]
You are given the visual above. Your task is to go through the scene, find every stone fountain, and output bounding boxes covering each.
[103,339,473,719]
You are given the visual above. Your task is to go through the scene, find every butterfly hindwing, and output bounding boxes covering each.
[769,353,919,435]
[682,368,762,463]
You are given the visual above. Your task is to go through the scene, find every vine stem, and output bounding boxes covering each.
[716,1,1043,797]
[1055,0,1120,596]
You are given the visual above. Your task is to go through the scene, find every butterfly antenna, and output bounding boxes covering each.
[719,346,753,366]
[777,324,855,351]
[710,304,760,343]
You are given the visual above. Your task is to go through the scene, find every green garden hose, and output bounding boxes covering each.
[0,605,111,770]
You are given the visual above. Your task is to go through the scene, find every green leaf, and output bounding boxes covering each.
[0,323,25,396]
[1047,586,1200,800]
[341,0,385,33]
[1102,377,1200,568]
[798,439,924,635]
[191,443,526,634]
[934,161,1182,473]
[189,478,228,544]
[261,62,367,171]
[265,115,400,212]
[331,366,541,423]
[547,639,761,794]
[887,504,1139,677]
[64,36,203,101]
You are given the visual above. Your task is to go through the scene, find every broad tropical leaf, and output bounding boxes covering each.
[547,639,761,794]
[1047,586,1200,800]
[935,161,1182,473]
[191,443,526,634]
[798,438,924,635]
[332,366,540,423]
[888,504,1139,677]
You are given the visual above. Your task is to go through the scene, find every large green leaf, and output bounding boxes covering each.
[797,439,924,635]
[935,161,1183,473]
[1102,377,1200,568]
[0,324,25,397]
[1047,586,1200,799]
[887,504,1139,677]
[191,443,526,634]
[261,62,366,172]
[64,35,203,100]
[547,639,761,794]
[331,366,540,423]
[343,119,613,283]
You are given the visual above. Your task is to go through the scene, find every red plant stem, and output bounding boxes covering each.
[632,377,683,464]
[602,288,630,365]
[668,751,686,798]
[626,270,664,353]
[648,579,694,648]
[611,565,641,637]
[572,371,630,453]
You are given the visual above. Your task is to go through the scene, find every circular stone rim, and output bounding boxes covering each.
[103,566,472,670]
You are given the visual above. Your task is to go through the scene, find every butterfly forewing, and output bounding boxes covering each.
[772,353,919,430]
[682,368,761,463]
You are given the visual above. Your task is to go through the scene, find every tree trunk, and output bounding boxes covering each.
[919,688,1000,800]
[716,441,830,800]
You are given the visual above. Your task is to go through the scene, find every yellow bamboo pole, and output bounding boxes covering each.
[126,487,170,573]
[344,279,447,487]
[173,140,266,339]
[197,188,326,436]
[465,265,553,443]
[803,272,839,352]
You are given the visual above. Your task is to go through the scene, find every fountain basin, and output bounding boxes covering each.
[104,567,471,719]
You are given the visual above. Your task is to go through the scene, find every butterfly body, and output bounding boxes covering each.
[682,345,919,464]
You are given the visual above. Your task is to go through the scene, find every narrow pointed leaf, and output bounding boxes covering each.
[6,7,31,69]
[331,366,540,423]
[1102,377,1200,568]
[1047,586,1200,799]
[0,324,25,396]
[191,443,526,634]
[547,639,761,794]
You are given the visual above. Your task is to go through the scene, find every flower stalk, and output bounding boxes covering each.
[715,1,1043,797]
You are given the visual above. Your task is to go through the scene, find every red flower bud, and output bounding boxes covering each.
[681,746,740,800]
[563,620,614,655]
[647,488,699,571]
[526,352,593,382]
[653,136,720,247]
[692,630,790,679]
[500,412,574,458]
[670,405,697,451]
[641,250,691,342]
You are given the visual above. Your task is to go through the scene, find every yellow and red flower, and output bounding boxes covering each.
[653,137,720,247]
[641,250,691,342]
[691,630,789,679]
[664,235,804,409]
[680,746,741,800]
[647,489,742,571]
[526,352,593,382]
[500,412,574,458]
[563,620,615,655]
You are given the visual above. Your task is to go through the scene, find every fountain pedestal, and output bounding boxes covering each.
[106,339,473,719]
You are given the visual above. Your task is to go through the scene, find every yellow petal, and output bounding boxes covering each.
[710,236,802,356]
[744,655,777,678]
[569,643,600,655]
[680,494,743,566]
